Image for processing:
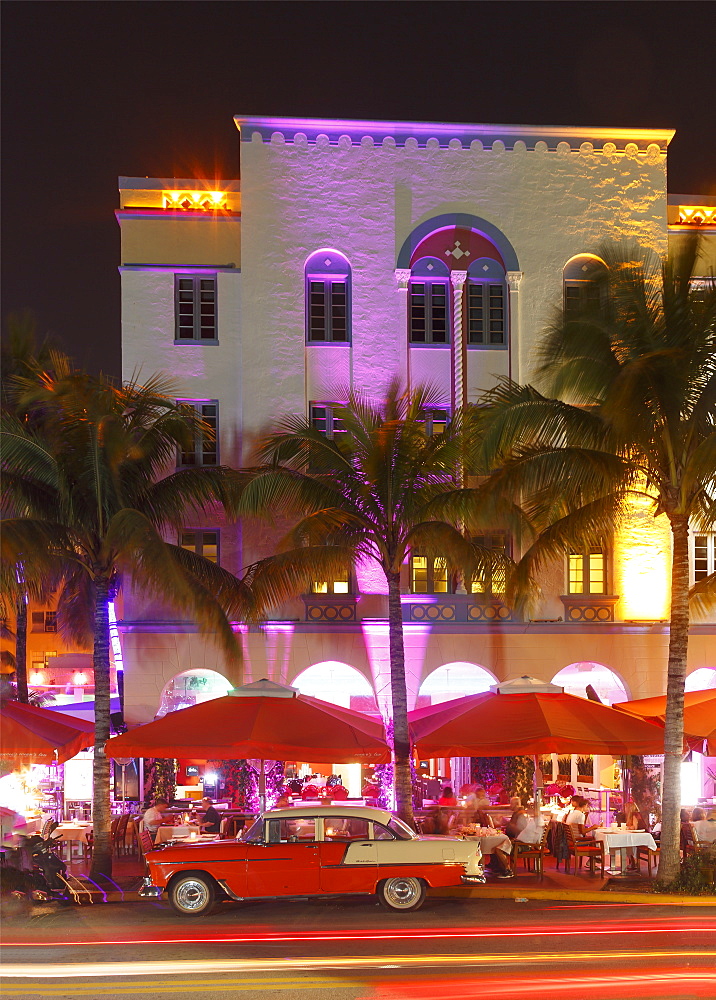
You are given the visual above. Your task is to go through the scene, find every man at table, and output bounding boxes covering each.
[694,808,716,844]
[143,798,169,839]
[198,797,222,835]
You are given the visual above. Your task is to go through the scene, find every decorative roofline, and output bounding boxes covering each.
[234,115,674,152]
[118,177,240,190]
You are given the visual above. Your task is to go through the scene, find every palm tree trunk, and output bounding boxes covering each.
[15,599,28,704]
[90,578,112,879]
[387,570,415,827]
[657,514,689,884]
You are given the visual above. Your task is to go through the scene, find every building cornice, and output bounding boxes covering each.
[234,115,674,153]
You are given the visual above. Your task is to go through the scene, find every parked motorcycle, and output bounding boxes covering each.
[0,821,73,911]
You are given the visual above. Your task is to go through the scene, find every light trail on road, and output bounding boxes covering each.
[2,948,715,979]
[2,917,714,949]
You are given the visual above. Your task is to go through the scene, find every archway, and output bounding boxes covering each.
[551,662,629,705]
[686,667,716,691]
[417,662,496,707]
[292,661,378,714]
[157,668,232,718]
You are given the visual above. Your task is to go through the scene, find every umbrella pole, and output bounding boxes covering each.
[533,755,542,818]
[259,759,266,812]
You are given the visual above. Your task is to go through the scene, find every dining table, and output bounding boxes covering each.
[594,827,657,875]
[460,826,513,857]
[154,825,220,845]
[51,821,92,858]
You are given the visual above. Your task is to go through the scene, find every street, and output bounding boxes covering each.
[1,894,715,999]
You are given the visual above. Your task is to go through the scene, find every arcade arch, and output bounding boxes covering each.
[418,661,496,707]
[157,668,232,717]
[685,667,716,691]
[551,662,629,705]
[292,661,378,714]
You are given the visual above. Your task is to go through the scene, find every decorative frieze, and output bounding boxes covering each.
[560,594,619,623]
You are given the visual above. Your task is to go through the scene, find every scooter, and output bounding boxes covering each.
[0,822,72,906]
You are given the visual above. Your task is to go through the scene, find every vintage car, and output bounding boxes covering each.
[140,804,484,915]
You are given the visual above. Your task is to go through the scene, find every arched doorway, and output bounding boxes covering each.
[551,662,629,705]
[417,662,496,707]
[292,661,378,714]
[157,668,232,717]
[686,667,716,691]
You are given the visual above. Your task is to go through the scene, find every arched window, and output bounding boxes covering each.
[409,257,450,344]
[305,250,351,343]
[157,668,232,717]
[292,661,378,714]
[551,662,628,706]
[563,255,607,314]
[418,662,496,707]
[466,258,508,347]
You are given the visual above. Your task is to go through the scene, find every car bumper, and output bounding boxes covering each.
[462,873,487,884]
[138,877,163,899]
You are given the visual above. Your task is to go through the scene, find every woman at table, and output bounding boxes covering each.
[438,786,458,807]
[565,796,598,839]
[615,800,647,831]
[691,807,706,823]
[693,808,716,844]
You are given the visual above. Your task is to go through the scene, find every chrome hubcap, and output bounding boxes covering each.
[175,880,208,911]
[384,877,420,908]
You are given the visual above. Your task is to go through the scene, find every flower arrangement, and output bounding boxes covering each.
[545,781,575,798]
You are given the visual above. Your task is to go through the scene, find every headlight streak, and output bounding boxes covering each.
[2,950,715,978]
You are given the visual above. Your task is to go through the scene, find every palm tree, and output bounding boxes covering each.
[1,311,64,703]
[476,236,716,884]
[237,381,517,825]
[1,365,282,878]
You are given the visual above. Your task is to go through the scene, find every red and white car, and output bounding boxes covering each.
[140,805,485,914]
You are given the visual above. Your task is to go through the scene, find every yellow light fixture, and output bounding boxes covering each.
[677,205,716,226]
[162,190,228,211]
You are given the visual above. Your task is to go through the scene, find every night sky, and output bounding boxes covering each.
[3,1,714,378]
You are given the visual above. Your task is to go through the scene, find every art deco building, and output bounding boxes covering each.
[18,118,715,797]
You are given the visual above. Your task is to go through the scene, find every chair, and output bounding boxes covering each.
[113,813,129,856]
[139,829,155,856]
[636,843,660,876]
[512,822,550,876]
[563,824,605,876]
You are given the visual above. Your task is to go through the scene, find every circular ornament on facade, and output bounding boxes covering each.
[339,606,354,620]
[513,139,526,154]
[338,135,352,149]
[580,141,594,155]
[361,135,374,147]
[568,607,582,621]
[556,141,571,155]
[602,141,617,157]
[405,136,419,151]
[426,605,441,620]
[293,132,308,147]
[309,606,324,620]
[442,606,455,620]
[270,131,286,144]
[534,140,548,153]
[625,142,639,158]
[583,606,598,621]
[412,606,426,620]
[490,140,506,153]
[382,136,397,148]
[448,138,463,149]
[470,139,483,151]
[597,607,611,621]
[426,137,440,149]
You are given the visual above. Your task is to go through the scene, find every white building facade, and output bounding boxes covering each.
[116,116,715,726]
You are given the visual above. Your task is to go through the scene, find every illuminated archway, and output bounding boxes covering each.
[551,662,629,705]
[292,661,378,714]
[418,662,496,707]
[157,668,232,718]
[686,667,716,691]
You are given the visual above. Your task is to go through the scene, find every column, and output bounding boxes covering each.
[450,270,468,412]
[394,269,412,388]
[506,271,523,383]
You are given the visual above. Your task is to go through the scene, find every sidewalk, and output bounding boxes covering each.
[62,853,715,907]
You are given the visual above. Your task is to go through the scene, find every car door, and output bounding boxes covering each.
[246,817,321,897]
[319,816,377,893]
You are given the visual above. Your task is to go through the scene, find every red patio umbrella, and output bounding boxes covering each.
[0,700,95,765]
[409,677,669,758]
[614,689,716,756]
[106,679,389,764]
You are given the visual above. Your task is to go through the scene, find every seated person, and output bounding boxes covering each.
[505,808,529,840]
[615,800,647,830]
[473,786,492,809]
[691,807,706,823]
[680,807,693,851]
[515,815,545,845]
[421,807,450,836]
[198,797,222,834]
[473,808,495,830]
[564,796,598,839]
[438,786,458,807]
[143,797,169,839]
[694,809,716,844]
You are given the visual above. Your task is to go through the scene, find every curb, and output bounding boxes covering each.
[429,885,716,906]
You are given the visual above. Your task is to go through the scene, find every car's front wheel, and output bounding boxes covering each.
[376,876,426,912]
[168,873,216,916]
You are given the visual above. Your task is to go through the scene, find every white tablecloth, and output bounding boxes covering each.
[52,823,91,845]
[464,830,513,855]
[155,825,194,844]
[594,829,657,852]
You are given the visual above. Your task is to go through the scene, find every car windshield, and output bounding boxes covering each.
[388,816,418,840]
[243,818,264,843]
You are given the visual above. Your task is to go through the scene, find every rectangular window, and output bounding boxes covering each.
[410,282,449,344]
[31,611,45,632]
[308,280,348,342]
[310,403,345,440]
[311,575,350,595]
[420,408,450,436]
[564,281,601,315]
[175,275,217,342]
[467,282,505,345]
[44,611,57,633]
[410,554,451,594]
[180,530,220,565]
[568,549,606,595]
[178,401,218,467]
[469,533,510,594]
[692,532,716,583]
